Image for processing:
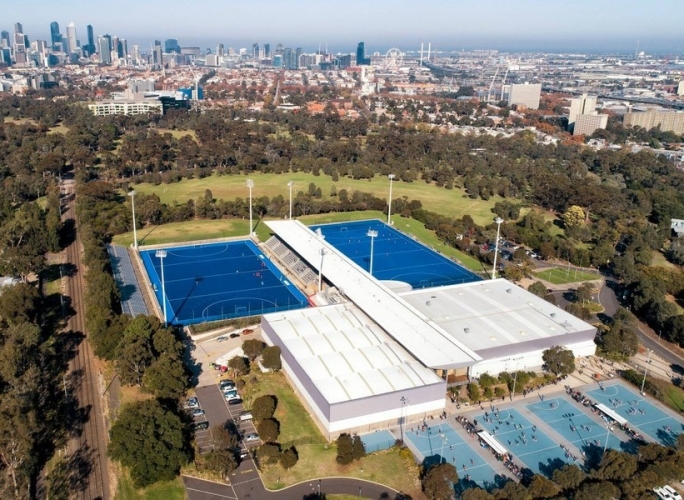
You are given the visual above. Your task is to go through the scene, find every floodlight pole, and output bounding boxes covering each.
[367,229,378,276]
[511,359,518,401]
[491,217,504,280]
[603,424,611,454]
[287,180,294,220]
[387,174,395,225]
[128,190,138,249]
[641,349,651,395]
[399,396,408,444]
[316,228,325,293]
[247,179,254,236]
[155,249,167,327]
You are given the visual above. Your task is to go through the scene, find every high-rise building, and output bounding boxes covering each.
[165,39,180,53]
[153,40,163,67]
[61,35,70,54]
[66,22,78,54]
[98,35,112,64]
[678,81,684,96]
[119,39,127,58]
[132,44,140,62]
[568,94,597,131]
[295,47,303,69]
[623,108,684,135]
[264,43,270,58]
[275,43,283,55]
[573,113,608,137]
[507,83,542,110]
[14,23,23,35]
[356,42,370,65]
[0,31,10,48]
[50,22,61,49]
[87,25,95,54]
[216,43,224,57]
[252,43,259,58]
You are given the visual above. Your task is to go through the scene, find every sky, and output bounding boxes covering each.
[4,0,684,54]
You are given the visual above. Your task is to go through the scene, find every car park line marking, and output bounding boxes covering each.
[184,487,235,499]
[240,469,254,474]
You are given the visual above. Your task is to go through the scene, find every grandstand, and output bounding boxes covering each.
[107,245,149,317]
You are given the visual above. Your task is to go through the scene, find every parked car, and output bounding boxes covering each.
[230,333,240,339]
[219,379,235,390]
[242,328,255,335]
[184,397,199,409]
[216,336,228,342]
[193,421,209,431]
[224,392,240,401]
[228,398,243,406]
[244,433,260,442]
[190,408,205,417]
[239,411,253,421]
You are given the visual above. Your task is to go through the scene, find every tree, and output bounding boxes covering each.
[592,449,637,482]
[467,383,481,402]
[336,433,354,465]
[115,333,153,386]
[462,488,495,500]
[542,346,576,376]
[421,462,458,500]
[261,345,282,371]
[565,302,592,320]
[528,281,547,298]
[599,308,638,357]
[526,475,560,498]
[202,449,237,477]
[142,354,189,400]
[0,282,41,326]
[352,435,366,461]
[252,395,277,421]
[573,480,619,500]
[575,283,594,304]
[563,205,586,230]
[242,339,266,361]
[228,356,250,377]
[108,399,191,488]
[280,446,298,469]
[257,419,280,443]
[552,464,586,491]
[257,443,281,465]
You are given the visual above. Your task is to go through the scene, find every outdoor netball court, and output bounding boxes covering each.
[140,240,307,326]
[404,380,684,490]
[310,220,480,289]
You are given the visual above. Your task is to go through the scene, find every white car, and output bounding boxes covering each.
[190,408,205,417]
[183,397,199,409]
[654,486,682,500]
[244,433,260,443]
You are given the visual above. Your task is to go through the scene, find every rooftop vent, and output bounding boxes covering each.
[506,288,512,293]
[550,313,556,318]
[426,300,431,306]
[464,327,470,333]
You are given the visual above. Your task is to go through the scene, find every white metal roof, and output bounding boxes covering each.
[264,305,444,404]
[400,280,596,354]
[265,220,481,370]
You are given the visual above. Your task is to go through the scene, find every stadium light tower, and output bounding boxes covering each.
[387,174,396,225]
[316,228,325,293]
[491,217,504,280]
[641,349,652,395]
[247,179,254,236]
[367,229,378,276]
[128,190,138,249]
[155,249,168,326]
[288,180,294,220]
[399,396,409,444]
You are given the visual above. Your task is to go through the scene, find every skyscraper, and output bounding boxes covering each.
[153,40,163,67]
[14,23,23,35]
[0,31,10,48]
[216,43,224,57]
[568,94,598,132]
[50,22,61,50]
[164,39,180,53]
[264,43,270,58]
[87,25,95,55]
[356,42,370,65]
[98,35,112,64]
[295,47,303,69]
[66,22,78,54]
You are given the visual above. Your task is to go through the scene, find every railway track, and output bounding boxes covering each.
[62,186,110,500]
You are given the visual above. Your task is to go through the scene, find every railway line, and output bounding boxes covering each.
[62,184,110,500]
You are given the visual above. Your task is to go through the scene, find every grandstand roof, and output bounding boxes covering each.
[265,220,481,370]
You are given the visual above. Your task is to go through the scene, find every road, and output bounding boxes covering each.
[183,474,400,500]
[63,183,110,500]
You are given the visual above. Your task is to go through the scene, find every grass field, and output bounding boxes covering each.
[155,128,197,140]
[533,267,601,285]
[114,474,185,500]
[133,172,503,226]
[653,250,678,270]
[239,370,421,497]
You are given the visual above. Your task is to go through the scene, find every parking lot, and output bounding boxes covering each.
[189,326,263,455]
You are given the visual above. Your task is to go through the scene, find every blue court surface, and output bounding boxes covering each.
[525,397,626,454]
[587,383,684,447]
[404,422,499,489]
[140,241,308,326]
[477,407,573,477]
[309,220,481,289]
[360,430,396,453]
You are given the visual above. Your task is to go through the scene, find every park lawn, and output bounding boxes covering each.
[653,250,678,270]
[133,172,502,226]
[48,123,71,135]
[114,473,185,500]
[664,384,684,413]
[155,128,197,140]
[533,267,601,285]
[112,219,251,247]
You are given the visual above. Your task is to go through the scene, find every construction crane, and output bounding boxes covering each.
[499,67,509,101]
[487,66,499,103]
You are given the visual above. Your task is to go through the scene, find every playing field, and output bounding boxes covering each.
[310,220,481,289]
[140,240,307,326]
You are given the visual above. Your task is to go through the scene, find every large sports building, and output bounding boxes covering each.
[260,220,597,440]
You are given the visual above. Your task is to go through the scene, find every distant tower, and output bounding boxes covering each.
[356,41,370,65]
[66,22,78,54]
[216,43,224,57]
[14,23,23,35]
[264,43,270,58]
[98,35,112,64]
[87,24,95,55]
[50,22,61,50]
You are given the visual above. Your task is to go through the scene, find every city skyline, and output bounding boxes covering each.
[3,0,684,54]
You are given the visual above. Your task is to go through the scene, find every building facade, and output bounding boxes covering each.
[623,108,684,135]
[573,113,608,136]
[508,83,542,109]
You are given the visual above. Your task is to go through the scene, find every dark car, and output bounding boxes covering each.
[193,421,209,431]
[230,333,240,339]
[228,398,243,406]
